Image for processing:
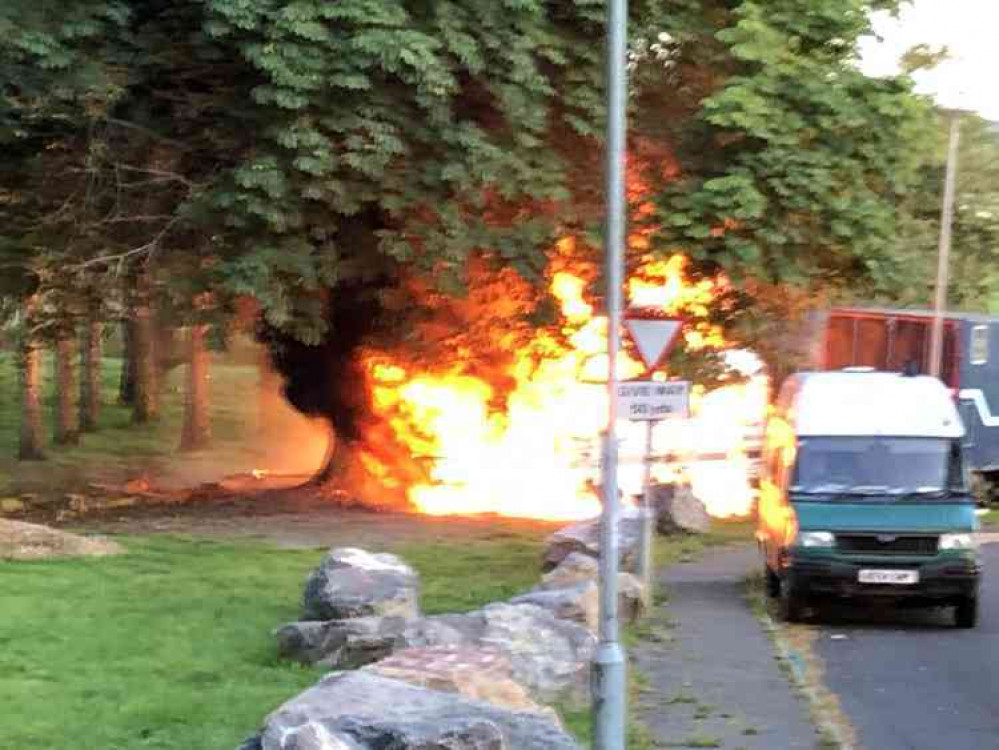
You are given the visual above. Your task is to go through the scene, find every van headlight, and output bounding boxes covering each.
[939,533,977,551]
[797,531,835,548]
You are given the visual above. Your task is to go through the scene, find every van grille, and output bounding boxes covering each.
[836,534,939,555]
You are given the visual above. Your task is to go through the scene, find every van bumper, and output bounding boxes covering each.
[788,555,980,603]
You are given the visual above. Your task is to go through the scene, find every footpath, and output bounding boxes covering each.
[633,545,820,749]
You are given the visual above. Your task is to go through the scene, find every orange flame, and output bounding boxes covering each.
[355,249,766,521]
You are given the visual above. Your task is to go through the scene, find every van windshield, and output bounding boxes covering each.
[790,437,955,496]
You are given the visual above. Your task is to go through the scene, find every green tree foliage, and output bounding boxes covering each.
[646,0,933,296]
[200,0,635,344]
[893,114,999,313]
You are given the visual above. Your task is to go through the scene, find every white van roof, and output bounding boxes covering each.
[782,371,964,439]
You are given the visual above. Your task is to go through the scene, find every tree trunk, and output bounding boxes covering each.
[179,322,211,451]
[53,335,79,445]
[119,319,136,406]
[80,319,102,432]
[132,274,158,423]
[18,299,45,460]
[311,423,357,487]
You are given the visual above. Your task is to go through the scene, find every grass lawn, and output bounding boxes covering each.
[0,351,266,499]
[0,527,549,750]
[1,500,754,750]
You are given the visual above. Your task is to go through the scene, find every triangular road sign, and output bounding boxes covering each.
[624,317,683,371]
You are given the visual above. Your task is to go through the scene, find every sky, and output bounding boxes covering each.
[859,0,999,120]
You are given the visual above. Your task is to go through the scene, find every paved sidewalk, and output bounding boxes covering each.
[632,545,819,749]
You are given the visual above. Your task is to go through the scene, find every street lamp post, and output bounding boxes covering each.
[593,0,628,748]
[929,112,962,378]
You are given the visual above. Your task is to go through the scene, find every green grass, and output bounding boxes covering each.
[0,351,263,498]
[653,518,756,568]
[0,530,549,750]
[981,509,999,528]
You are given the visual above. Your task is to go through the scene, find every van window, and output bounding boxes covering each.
[791,437,955,495]
[971,325,989,365]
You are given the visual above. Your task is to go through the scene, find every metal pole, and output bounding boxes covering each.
[930,113,961,378]
[593,0,627,746]
[635,419,655,608]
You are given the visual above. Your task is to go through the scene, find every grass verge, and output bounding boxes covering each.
[0,527,549,750]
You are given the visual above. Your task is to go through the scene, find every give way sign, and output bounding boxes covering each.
[624,315,683,371]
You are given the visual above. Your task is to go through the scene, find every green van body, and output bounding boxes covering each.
[758,371,982,626]
[787,498,980,603]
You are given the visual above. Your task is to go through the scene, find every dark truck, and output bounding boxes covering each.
[808,307,999,494]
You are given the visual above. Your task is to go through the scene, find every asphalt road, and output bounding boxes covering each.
[813,540,999,750]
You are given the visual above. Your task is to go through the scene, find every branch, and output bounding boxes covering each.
[104,118,193,153]
[114,164,197,189]
[68,216,181,272]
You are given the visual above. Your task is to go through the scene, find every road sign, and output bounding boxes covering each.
[624,316,683,371]
[616,380,690,421]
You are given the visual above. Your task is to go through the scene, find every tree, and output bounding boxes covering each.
[53,330,79,444]
[79,292,103,432]
[178,294,212,452]
[893,113,999,312]
[17,295,45,460]
[633,0,933,375]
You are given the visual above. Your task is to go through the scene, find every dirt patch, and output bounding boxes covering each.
[1,519,124,561]
[60,485,563,550]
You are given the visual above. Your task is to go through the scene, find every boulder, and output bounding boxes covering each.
[247,671,581,750]
[528,574,645,629]
[616,572,647,623]
[362,645,557,721]
[274,616,408,669]
[510,582,598,631]
[652,484,711,535]
[404,602,596,706]
[537,552,599,590]
[302,548,420,621]
[542,507,642,573]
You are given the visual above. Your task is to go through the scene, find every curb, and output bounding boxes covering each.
[759,612,855,750]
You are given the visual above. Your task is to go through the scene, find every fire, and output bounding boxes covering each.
[356,249,767,521]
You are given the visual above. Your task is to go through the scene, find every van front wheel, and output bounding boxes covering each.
[955,596,978,629]
[765,566,781,598]
[777,576,805,623]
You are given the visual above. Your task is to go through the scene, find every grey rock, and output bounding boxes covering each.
[262,722,364,750]
[256,671,581,750]
[404,602,596,706]
[542,508,642,573]
[302,548,420,621]
[653,484,711,535]
[274,616,408,669]
[537,552,599,590]
[362,645,558,720]
[511,582,598,631]
[617,572,647,624]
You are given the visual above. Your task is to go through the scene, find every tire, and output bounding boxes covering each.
[955,596,979,629]
[765,566,781,599]
[777,575,805,623]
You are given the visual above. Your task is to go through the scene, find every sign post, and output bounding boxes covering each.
[621,316,686,607]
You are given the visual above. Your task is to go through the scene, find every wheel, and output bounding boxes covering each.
[955,596,979,629]
[777,575,805,623]
[765,566,781,599]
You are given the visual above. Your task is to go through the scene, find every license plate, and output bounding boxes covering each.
[858,569,919,585]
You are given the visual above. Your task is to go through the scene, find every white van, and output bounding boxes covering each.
[757,369,981,627]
